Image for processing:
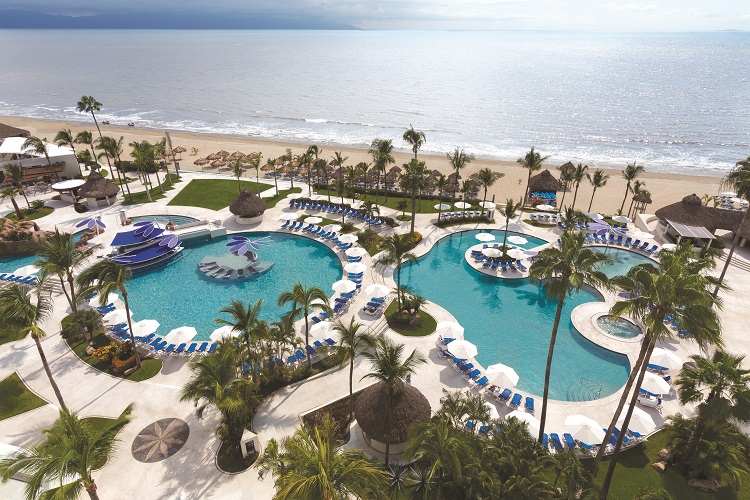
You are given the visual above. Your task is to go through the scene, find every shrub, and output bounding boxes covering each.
[91,343,118,363]
[435,215,493,228]
[411,231,423,245]
[111,355,136,372]
[29,200,45,212]
[341,222,356,233]
[60,310,104,339]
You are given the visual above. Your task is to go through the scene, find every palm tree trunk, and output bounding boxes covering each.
[256,168,261,196]
[619,183,630,215]
[396,265,402,310]
[588,188,597,212]
[115,154,131,200]
[58,275,73,312]
[560,185,568,210]
[325,173,331,202]
[122,293,142,368]
[682,416,707,462]
[10,196,23,220]
[91,111,103,139]
[572,184,580,209]
[628,198,636,219]
[154,170,163,194]
[714,209,750,298]
[67,272,78,314]
[85,480,101,500]
[410,192,416,234]
[33,334,68,411]
[503,220,510,250]
[538,296,565,442]
[349,357,355,423]
[273,166,279,196]
[482,188,488,218]
[304,313,311,369]
[20,188,31,209]
[307,166,312,196]
[375,176,380,207]
[237,176,242,195]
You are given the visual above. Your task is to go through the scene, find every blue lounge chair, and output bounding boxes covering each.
[631,239,641,249]
[313,340,324,348]
[647,363,668,373]
[459,363,474,372]
[592,233,601,243]
[508,261,517,272]
[542,433,549,450]
[175,343,187,354]
[137,333,156,344]
[499,260,507,272]
[186,343,198,354]
[306,345,317,356]
[550,433,564,452]
[464,420,476,432]
[325,338,336,346]
[624,237,632,246]
[608,234,615,244]
[648,244,659,255]
[287,354,297,364]
[516,260,528,271]
[466,369,481,379]
[281,220,290,228]
[616,235,623,245]
[148,337,162,348]
[497,388,512,403]
[478,425,489,437]
[474,376,489,388]
[311,316,321,324]
[639,241,649,250]
[207,343,218,353]
[164,344,176,354]
[563,433,577,450]
[509,393,522,408]
[196,342,209,353]
[295,348,306,360]
[525,397,535,413]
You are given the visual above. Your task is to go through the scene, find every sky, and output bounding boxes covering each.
[5,0,750,31]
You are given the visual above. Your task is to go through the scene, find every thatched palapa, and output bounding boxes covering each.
[0,123,31,140]
[78,171,118,199]
[654,194,743,233]
[229,190,267,218]
[528,169,562,193]
[355,380,431,444]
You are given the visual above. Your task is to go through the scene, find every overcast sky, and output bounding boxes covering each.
[7,0,750,31]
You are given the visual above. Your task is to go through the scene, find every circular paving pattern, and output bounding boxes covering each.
[131,418,190,463]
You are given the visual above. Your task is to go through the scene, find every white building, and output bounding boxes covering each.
[0,136,81,181]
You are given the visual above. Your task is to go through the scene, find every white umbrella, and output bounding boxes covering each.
[507,235,528,245]
[586,212,604,221]
[434,203,451,210]
[305,216,323,224]
[165,326,197,345]
[482,248,503,258]
[454,201,471,209]
[344,262,367,274]
[14,264,40,275]
[88,292,119,307]
[650,348,683,370]
[660,243,677,251]
[310,194,325,200]
[617,405,657,435]
[350,201,363,209]
[330,197,346,204]
[507,248,526,260]
[446,339,477,359]
[131,319,159,337]
[365,283,390,297]
[613,215,632,223]
[536,204,555,211]
[475,233,495,242]
[102,309,129,325]
[507,222,529,232]
[435,321,464,338]
[286,192,303,199]
[279,212,300,221]
[507,410,540,433]
[640,372,671,395]
[484,400,500,420]
[337,234,358,244]
[631,231,654,240]
[565,415,606,444]
[485,363,519,388]
[479,201,496,209]
[323,224,342,233]
[345,247,368,258]
[731,197,744,204]
[332,279,357,293]
[310,320,334,335]
[210,325,240,342]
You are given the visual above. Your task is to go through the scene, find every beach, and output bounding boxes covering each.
[2,115,726,216]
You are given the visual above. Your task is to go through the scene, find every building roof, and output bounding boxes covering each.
[0,123,30,139]
[229,189,267,217]
[528,169,561,193]
[665,219,716,240]
[655,194,744,234]
[78,171,119,199]
[354,380,431,444]
[0,136,73,157]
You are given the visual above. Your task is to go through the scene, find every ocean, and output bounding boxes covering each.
[0,30,748,176]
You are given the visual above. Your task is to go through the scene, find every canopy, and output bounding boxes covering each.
[641,372,671,395]
[344,262,367,274]
[485,363,519,388]
[649,348,683,370]
[564,415,606,444]
[279,212,300,221]
[536,204,555,211]
[110,228,165,247]
[446,339,477,359]
[210,325,240,342]
[345,247,368,258]
[665,219,715,240]
[507,248,526,260]
[337,234,358,244]
[305,216,323,224]
[454,201,471,209]
[507,235,527,245]
[102,309,129,325]
[332,279,357,293]
[482,248,502,258]
[506,410,540,433]
[475,233,495,242]
[309,321,334,335]
[435,321,464,338]
[365,284,390,297]
[617,405,656,434]
[132,319,160,338]
[0,136,72,157]
[434,203,451,210]
[165,326,197,345]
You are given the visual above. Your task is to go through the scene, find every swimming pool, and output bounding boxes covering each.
[124,232,342,340]
[597,316,642,339]
[400,230,631,402]
[130,215,200,226]
[0,253,39,273]
[589,246,657,278]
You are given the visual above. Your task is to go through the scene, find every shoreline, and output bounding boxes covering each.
[1,115,726,216]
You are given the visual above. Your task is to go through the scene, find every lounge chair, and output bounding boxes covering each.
[464,420,476,433]
[295,348,306,360]
[186,343,198,354]
[478,425,489,438]
[175,343,187,354]
[325,338,336,346]
[509,393,522,408]
[516,260,528,271]
[465,368,481,380]
[639,241,649,250]
[496,388,512,403]
[563,433,577,450]
[508,261,517,272]
[624,237,632,246]
[550,433,564,452]
[306,345,317,356]
[137,333,156,344]
[459,362,474,372]
[472,376,489,389]
[207,343,218,354]
[647,363,668,373]
[164,344,176,354]
[525,397,535,413]
[631,239,641,249]
[195,342,209,354]
[592,234,601,243]
[287,354,297,364]
[542,433,549,451]
[616,235,623,245]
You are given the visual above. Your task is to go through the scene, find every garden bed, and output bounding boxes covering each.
[0,373,46,420]
[66,334,162,382]
[384,301,437,337]
[217,440,257,473]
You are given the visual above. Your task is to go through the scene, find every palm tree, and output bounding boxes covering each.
[586,168,609,212]
[0,277,68,411]
[676,351,750,462]
[435,173,447,222]
[627,180,647,218]
[76,95,104,138]
[77,260,142,368]
[403,125,426,160]
[569,163,588,210]
[248,152,263,196]
[399,159,429,234]
[267,158,279,196]
[446,147,474,204]
[3,163,30,208]
[528,231,610,442]
[359,200,380,230]
[369,138,394,205]
[35,229,89,313]
[619,161,645,214]
[165,131,180,178]
[500,199,522,250]
[334,318,375,423]
[345,164,359,199]
[597,243,722,497]
[54,128,82,176]
[558,162,576,209]
[215,298,263,354]
[96,136,130,198]
[361,336,427,465]
[22,136,58,182]
[314,158,330,202]
[1,186,24,220]
[476,167,504,217]
[714,157,750,298]
[233,159,245,194]
[517,147,549,207]
[257,415,387,499]
[75,131,98,170]
[378,233,418,310]
[306,145,322,196]
[278,283,331,369]
[129,140,155,201]
[0,405,133,500]
[298,151,313,197]
[332,151,348,188]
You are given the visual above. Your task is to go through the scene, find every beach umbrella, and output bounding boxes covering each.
[344,262,367,274]
[536,204,555,211]
[565,415,606,444]
[337,234,358,244]
[210,159,227,168]
[165,326,197,345]
[345,247,368,258]
[286,192,303,199]
[309,321,334,335]
[640,372,671,395]
[475,233,495,242]
[206,153,221,161]
[260,163,275,172]
[229,151,245,160]
[454,201,471,209]
[660,243,677,251]
[485,363,519,388]
[102,309,129,325]
[446,339,477,359]
[507,410,541,433]
[14,264,40,276]
[216,150,230,157]
[88,292,119,307]
[507,248,526,260]
[613,215,632,223]
[507,235,528,245]
[330,196,346,204]
[435,321,464,338]
[650,348,683,370]
[586,212,604,221]
[617,405,656,435]
[434,203,451,210]
[630,231,654,239]
[332,279,357,293]
[323,224,342,233]
[279,212,300,221]
[210,325,240,342]
[193,158,208,166]
[484,401,500,420]
[305,216,323,224]
[365,283,390,297]
[482,248,503,258]
[172,146,187,154]
[132,319,160,338]
[479,201,496,209]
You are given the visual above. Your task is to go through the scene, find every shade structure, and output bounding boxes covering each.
[617,405,657,435]
[344,262,367,274]
[434,203,451,210]
[660,243,677,251]
[650,348,683,370]
[365,283,390,297]
[323,224,342,233]
[286,192,303,199]
[484,400,500,420]
[564,415,606,444]
[89,292,119,307]
[131,319,159,337]
[305,216,323,224]
[485,363,519,388]
[479,201,496,209]
[482,248,503,258]
[641,372,671,395]
[102,309,129,325]
[586,212,604,221]
[507,235,528,245]
[507,248,526,260]
[210,325,240,342]
[613,215,632,223]
[165,326,197,345]
[536,204,555,211]
[371,250,388,263]
[454,201,471,209]
[330,197,346,204]
[332,279,357,293]
[345,247,368,258]
[507,410,540,434]
[309,320,334,335]
[447,339,477,359]
[435,321,464,338]
[475,232,495,242]
[279,212,300,221]
[13,264,40,275]
[337,234,358,244]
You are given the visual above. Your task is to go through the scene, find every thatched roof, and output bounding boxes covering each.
[655,193,745,234]
[0,123,31,140]
[528,169,561,192]
[632,194,652,204]
[559,161,575,171]
[229,189,267,217]
[355,380,431,444]
[78,171,118,198]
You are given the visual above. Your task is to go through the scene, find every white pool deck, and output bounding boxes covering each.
[1,170,749,499]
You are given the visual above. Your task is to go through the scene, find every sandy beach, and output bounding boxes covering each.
[2,115,726,216]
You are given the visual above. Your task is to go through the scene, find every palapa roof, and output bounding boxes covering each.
[632,193,652,204]
[0,123,31,140]
[229,189,267,217]
[655,194,745,235]
[78,171,118,198]
[355,380,431,444]
[528,169,561,193]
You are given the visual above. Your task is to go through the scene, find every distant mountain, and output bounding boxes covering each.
[0,9,359,30]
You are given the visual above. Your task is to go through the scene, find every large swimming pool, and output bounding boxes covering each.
[125,232,342,340]
[400,230,631,402]
[589,245,657,278]
[0,253,39,273]
[130,214,200,226]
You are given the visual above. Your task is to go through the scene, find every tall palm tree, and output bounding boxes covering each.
[248,152,263,196]
[257,415,387,499]
[35,229,89,313]
[298,151,313,197]
[54,128,83,176]
[517,147,549,207]
[619,161,645,214]
[446,147,474,204]
[399,159,429,234]
[378,233,418,310]
[361,336,426,465]
[3,163,30,208]
[586,168,609,212]
[0,277,68,411]
[278,283,331,369]
[314,158,330,202]
[528,231,610,442]
[359,200,380,230]
[215,299,263,354]
[95,136,128,197]
[75,131,98,170]
[345,164,360,199]
[77,260,142,368]
[369,138,394,205]
[500,199,522,250]
[596,243,722,497]
[558,162,576,209]
[403,126,426,160]
[267,158,279,196]
[0,405,133,500]
[569,163,588,210]
[435,173,447,222]
[1,186,24,220]
[476,167,504,217]
[627,179,647,218]
[233,159,245,194]
[333,318,375,423]
[676,351,750,462]
[152,137,173,187]
[164,130,180,178]
[714,157,750,298]
[332,151,348,188]
[129,140,155,201]
[306,145,322,196]
[76,95,104,138]
[22,136,58,182]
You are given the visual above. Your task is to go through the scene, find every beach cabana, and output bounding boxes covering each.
[77,171,118,208]
[229,189,267,225]
[654,193,745,246]
[526,169,561,208]
[630,193,652,218]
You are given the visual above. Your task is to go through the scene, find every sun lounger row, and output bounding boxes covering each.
[0,273,39,285]
[362,296,386,316]
[440,211,484,219]
[529,214,557,223]
[288,200,386,226]
[582,233,660,254]
[476,257,528,272]
[485,385,535,413]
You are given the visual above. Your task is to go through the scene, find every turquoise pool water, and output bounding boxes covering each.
[597,316,641,339]
[400,230,631,402]
[130,214,199,226]
[0,253,39,273]
[589,245,657,278]
[125,231,342,340]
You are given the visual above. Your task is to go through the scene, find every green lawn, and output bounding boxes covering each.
[385,301,437,337]
[123,174,181,205]
[67,334,162,382]
[0,373,46,420]
[0,327,28,346]
[265,187,302,209]
[6,206,54,221]
[168,179,272,210]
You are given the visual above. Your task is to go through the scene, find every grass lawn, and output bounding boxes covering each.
[217,441,256,473]
[123,174,180,205]
[112,176,137,186]
[67,334,162,382]
[384,301,437,337]
[0,328,28,346]
[358,232,383,256]
[6,206,54,222]
[0,373,46,420]
[168,179,272,210]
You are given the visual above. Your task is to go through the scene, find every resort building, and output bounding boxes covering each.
[0,136,80,181]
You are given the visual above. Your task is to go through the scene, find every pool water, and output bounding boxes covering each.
[597,316,642,339]
[125,231,342,340]
[130,215,200,226]
[400,230,631,402]
[589,246,657,278]
[0,253,39,273]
